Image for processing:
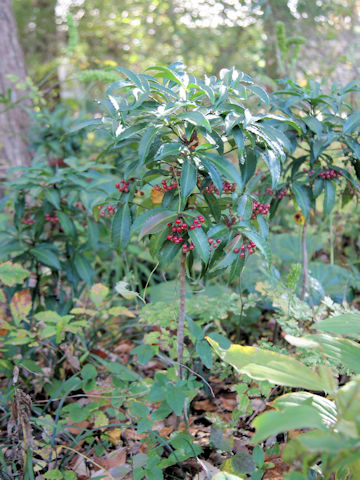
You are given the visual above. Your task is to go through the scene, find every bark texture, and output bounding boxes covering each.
[0,0,32,182]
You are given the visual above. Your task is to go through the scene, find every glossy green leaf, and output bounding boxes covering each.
[139,126,160,163]
[201,153,242,189]
[323,181,336,216]
[292,183,312,218]
[180,158,197,205]
[111,203,131,250]
[239,227,271,265]
[30,246,60,270]
[74,253,94,285]
[343,111,360,134]
[44,189,60,210]
[200,158,223,193]
[178,111,212,132]
[188,227,210,263]
[57,211,76,238]
[139,210,177,239]
[261,150,280,189]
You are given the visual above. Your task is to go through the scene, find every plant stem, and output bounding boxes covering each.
[301,220,308,301]
[177,251,186,380]
[329,212,334,265]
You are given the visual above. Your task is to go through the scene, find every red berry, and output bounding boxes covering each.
[175,218,181,224]
[234,248,239,253]
[216,239,221,243]
[208,238,214,244]
[240,252,245,258]
[190,225,196,229]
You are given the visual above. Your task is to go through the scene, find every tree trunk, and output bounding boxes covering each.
[0,0,32,184]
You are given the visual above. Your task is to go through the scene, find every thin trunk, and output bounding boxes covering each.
[177,252,186,380]
[0,0,32,185]
[301,221,308,301]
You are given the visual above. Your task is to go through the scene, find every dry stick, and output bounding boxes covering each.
[301,220,308,301]
[177,252,187,381]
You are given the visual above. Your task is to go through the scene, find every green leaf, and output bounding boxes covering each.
[310,334,360,374]
[252,406,325,444]
[44,189,60,210]
[211,235,242,272]
[139,126,160,163]
[57,211,76,238]
[232,127,245,159]
[222,452,255,475]
[239,227,272,265]
[188,227,210,263]
[178,111,212,132]
[111,203,131,250]
[166,386,186,416]
[74,253,94,285]
[272,391,337,427]
[304,117,323,136]
[313,179,324,198]
[30,246,60,270]
[343,111,360,134]
[139,210,177,239]
[292,183,313,218]
[237,195,253,220]
[316,313,360,337]
[180,158,197,206]
[0,262,30,286]
[200,158,223,193]
[247,85,269,108]
[204,193,221,222]
[261,150,280,189]
[201,153,242,189]
[207,338,328,391]
[323,181,336,216]
[196,339,213,368]
[155,142,184,160]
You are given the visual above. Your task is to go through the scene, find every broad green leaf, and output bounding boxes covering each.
[0,262,30,286]
[292,183,313,218]
[74,253,94,285]
[148,65,184,86]
[139,210,177,239]
[323,181,336,216]
[31,246,61,270]
[237,195,252,220]
[252,406,325,444]
[272,391,337,427]
[207,338,328,391]
[304,117,323,136]
[196,339,212,368]
[201,153,242,189]
[155,142,184,160]
[180,158,197,205]
[221,452,255,475]
[211,235,242,271]
[44,189,60,210]
[200,158,223,193]
[343,111,360,134]
[57,211,76,238]
[261,150,280,189]
[313,178,324,198]
[178,111,211,132]
[139,126,160,163]
[310,335,360,374]
[111,203,131,250]
[239,227,271,265]
[204,192,221,222]
[188,227,210,263]
[247,84,269,108]
[316,313,360,337]
[232,127,245,159]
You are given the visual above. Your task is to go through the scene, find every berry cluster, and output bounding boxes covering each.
[233,242,257,257]
[226,216,237,227]
[45,213,59,223]
[266,187,288,199]
[21,218,35,225]
[252,201,270,219]
[98,205,116,217]
[189,215,205,229]
[304,169,316,178]
[198,178,236,196]
[153,179,178,192]
[319,169,341,180]
[115,178,133,193]
[208,237,222,249]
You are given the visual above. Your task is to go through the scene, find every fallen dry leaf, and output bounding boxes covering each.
[94,447,126,469]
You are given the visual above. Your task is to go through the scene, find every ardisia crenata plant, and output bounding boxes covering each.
[75,63,299,378]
